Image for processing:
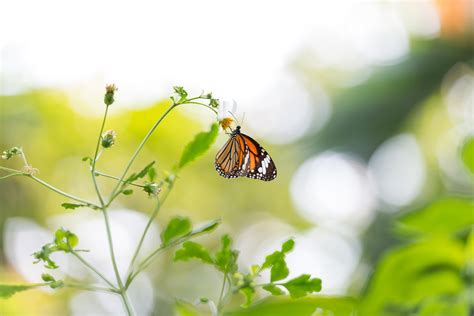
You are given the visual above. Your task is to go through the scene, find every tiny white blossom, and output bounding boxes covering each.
[217,99,237,122]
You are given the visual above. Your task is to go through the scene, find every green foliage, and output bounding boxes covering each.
[175,241,214,264]
[397,198,474,236]
[61,203,87,210]
[125,161,156,184]
[262,239,294,282]
[215,235,239,274]
[33,227,79,269]
[1,146,22,160]
[173,86,188,104]
[281,274,322,299]
[177,123,219,170]
[122,189,134,195]
[41,273,64,289]
[225,296,357,316]
[461,136,474,174]
[0,284,38,299]
[162,217,192,246]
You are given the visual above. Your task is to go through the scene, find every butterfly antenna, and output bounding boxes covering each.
[241,112,246,126]
[228,111,241,126]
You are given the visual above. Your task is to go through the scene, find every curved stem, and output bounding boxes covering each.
[94,171,146,188]
[0,172,23,180]
[217,273,228,312]
[29,175,100,209]
[70,249,117,289]
[107,104,177,204]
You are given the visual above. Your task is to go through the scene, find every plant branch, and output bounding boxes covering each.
[94,171,146,188]
[64,282,119,294]
[90,105,109,207]
[70,249,117,290]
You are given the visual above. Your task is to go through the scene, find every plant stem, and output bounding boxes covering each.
[64,282,119,294]
[217,273,228,312]
[91,105,109,207]
[94,171,147,188]
[0,172,23,180]
[108,103,177,204]
[70,249,117,289]
[124,180,175,288]
[0,166,23,173]
[29,175,100,209]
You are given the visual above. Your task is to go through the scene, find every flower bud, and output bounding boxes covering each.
[104,84,117,106]
[101,130,116,149]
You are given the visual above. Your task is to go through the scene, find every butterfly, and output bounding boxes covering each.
[215,125,277,181]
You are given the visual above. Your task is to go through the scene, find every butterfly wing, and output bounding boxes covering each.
[215,134,248,178]
[239,133,277,181]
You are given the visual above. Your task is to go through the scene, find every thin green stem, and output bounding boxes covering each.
[64,282,119,294]
[29,175,100,209]
[91,105,109,207]
[217,273,228,312]
[125,180,175,288]
[0,166,21,173]
[94,171,146,188]
[0,172,23,180]
[181,101,218,114]
[108,103,177,204]
[70,249,117,289]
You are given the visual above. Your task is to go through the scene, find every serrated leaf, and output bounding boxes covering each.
[126,161,156,183]
[215,234,239,273]
[0,284,38,299]
[282,274,322,298]
[263,284,285,296]
[161,217,192,246]
[61,203,85,210]
[178,123,219,169]
[174,241,213,264]
[239,287,255,308]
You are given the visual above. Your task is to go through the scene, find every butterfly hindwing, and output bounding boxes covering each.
[239,133,277,181]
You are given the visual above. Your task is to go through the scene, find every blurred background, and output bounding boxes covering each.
[1,0,473,315]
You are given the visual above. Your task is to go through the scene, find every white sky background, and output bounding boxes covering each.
[0,0,440,144]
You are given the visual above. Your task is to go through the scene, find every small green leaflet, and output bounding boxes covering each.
[122,189,134,195]
[282,274,322,298]
[174,241,213,264]
[214,235,239,274]
[161,217,192,246]
[0,284,39,299]
[61,203,86,210]
[239,287,255,308]
[262,284,285,296]
[178,123,219,170]
[262,239,294,282]
[126,161,156,183]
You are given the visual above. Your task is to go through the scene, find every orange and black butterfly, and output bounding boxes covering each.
[215,125,277,181]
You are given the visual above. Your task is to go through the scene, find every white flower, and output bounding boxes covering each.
[217,99,238,130]
[217,99,237,122]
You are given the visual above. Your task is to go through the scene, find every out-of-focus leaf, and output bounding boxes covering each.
[397,198,474,236]
[126,161,155,183]
[0,284,39,299]
[215,235,239,273]
[174,241,213,264]
[282,274,322,299]
[174,300,208,316]
[262,284,285,296]
[239,287,255,308]
[61,203,86,210]
[122,189,133,195]
[161,216,192,246]
[225,296,356,316]
[360,238,465,315]
[262,239,294,282]
[418,295,468,316]
[178,123,218,169]
[461,136,474,174]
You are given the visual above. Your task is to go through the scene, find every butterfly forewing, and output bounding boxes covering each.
[239,133,277,181]
[215,134,248,178]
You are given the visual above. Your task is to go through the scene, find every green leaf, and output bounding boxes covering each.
[126,161,156,183]
[161,217,192,246]
[61,203,86,210]
[281,239,295,253]
[215,235,239,273]
[178,123,219,169]
[192,219,221,235]
[54,227,78,251]
[148,166,157,181]
[282,274,322,298]
[82,156,93,164]
[461,136,474,174]
[239,287,255,308]
[397,198,474,236]
[32,244,59,269]
[173,86,188,103]
[174,241,213,264]
[0,284,39,299]
[263,284,285,296]
[41,273,55,282]
[122,189,134,195]
[225,296,357,316]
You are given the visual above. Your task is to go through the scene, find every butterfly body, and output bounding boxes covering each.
[215,126,277,181]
